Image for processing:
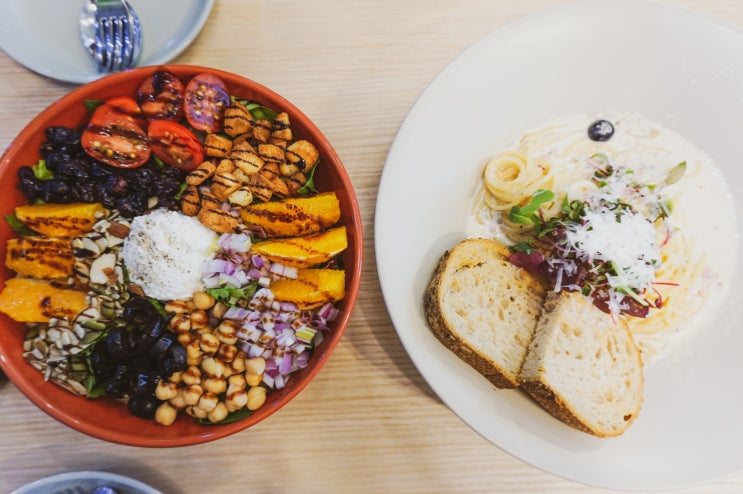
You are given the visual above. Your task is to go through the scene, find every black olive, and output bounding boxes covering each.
[90,341,115,376]
[39,141,56,157]
[45,126,81,146]
[587,119,614,142]
[104,174,129,196]
[89,162,113,181]
[106,326,132,361]
[70,182,97,203]
[41,179,71,203]
[168,343,188,374]
[128,396,160,419]
[17,167,44,201]
[137,316,166,350]
[148,333,175,359]
[94,187,117,209]
[56,159,90,180]
[115,193,148,218]
[123,297,159,324]
[103,363,132,398]
[130,370,159,397]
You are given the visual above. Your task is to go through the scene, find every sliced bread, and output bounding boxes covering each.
[519,291,644,437]
[424,238,546,388]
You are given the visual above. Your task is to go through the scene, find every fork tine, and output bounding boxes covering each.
[119,16,135,71]
[110,16,125,72]
[100,17,115,72]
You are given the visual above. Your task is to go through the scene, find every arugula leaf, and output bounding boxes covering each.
[174,182,189,200]
[232,96,278,122]
[84,99,104,114]
[297,161,319,195]
[3,213,36,236]
[32,160,54,180]
[508,189,554,225]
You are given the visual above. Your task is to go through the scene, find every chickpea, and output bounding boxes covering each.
[190,309,210,330]
[216,320,239,345]
[197,392,219,413]
[245,357,266,376]
[169,371,183,384]
[182,365,202,386]
[201,356,226,378]
[247,386,267,411]
[231,352,247,373]
[185,406,208,420]
[182,384,204,406]
[155,402,178,426]
[168,313,192,333]
[164,300,189,314]
[155,379,178,401]
[186,339,203,360]
[193,291,215,310]
[199,332,220,356]
[203,376,227,395]
[245,373,263,387]
[208,402,229,423]
[169,392,188,410]
[216,343,238,363]
[225,385,248,412]
[211,301,228,319]
[228,373,247,389]
[177,332,193,346]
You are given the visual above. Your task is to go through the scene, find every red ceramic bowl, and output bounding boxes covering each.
[0,65,363,447]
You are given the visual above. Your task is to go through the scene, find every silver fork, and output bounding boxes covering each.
[80,0,142,73]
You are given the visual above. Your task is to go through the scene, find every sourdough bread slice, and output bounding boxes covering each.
[424,238,546,388]
[519,291,644,437]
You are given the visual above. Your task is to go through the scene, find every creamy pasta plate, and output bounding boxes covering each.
[376,1,743,490]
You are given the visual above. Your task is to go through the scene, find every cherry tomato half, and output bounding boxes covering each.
[184,73,231,132]
[147,120,204,170]
[137,70,185,121]
[81,115,150,168]
[91,96,147,129]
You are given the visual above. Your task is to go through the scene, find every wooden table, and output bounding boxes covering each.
[1,1,742,492]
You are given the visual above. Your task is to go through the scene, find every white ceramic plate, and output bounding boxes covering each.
[376,1,743,490]
[12,470,160,494]
[0,0,214,84]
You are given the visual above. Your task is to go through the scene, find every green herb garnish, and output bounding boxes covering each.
[207,281,259,306]
[508,189,554,225]
[32,160,54,180]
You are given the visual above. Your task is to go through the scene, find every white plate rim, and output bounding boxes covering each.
[375,0,743,490]
[0,0,215,84]
[12,470,161,494]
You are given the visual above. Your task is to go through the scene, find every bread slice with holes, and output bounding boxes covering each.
[424,238,546,388]
[519,291,644,437]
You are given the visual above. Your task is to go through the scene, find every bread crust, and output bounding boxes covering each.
[424,238,544,389]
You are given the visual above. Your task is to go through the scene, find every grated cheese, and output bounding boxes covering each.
[565,207,659,291]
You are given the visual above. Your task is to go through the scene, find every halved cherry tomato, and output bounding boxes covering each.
[91,96,147,129]
[81,115,150,168]
[184,73,231,132]
[147,120,204,170]
[137,70,185,121]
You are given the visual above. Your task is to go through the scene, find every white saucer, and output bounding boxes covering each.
[12,470,160,494]
[0,0,214,84]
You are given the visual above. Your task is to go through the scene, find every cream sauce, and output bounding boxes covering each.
[466,112,738,360]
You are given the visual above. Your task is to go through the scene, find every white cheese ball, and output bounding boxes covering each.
[122,209,218,301]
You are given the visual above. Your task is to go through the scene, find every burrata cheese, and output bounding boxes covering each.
[122,209,218,301]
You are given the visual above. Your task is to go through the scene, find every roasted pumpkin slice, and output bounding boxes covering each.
[5,237,74,279]
[0,278,87,323]
[250,226,347,268]
[14,202,106,237]
[240,192,341,237]
[270,269,345,309]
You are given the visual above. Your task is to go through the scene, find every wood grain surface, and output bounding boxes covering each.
[1,1,742,492]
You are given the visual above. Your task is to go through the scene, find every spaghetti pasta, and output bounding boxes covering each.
[467,112,726,359]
